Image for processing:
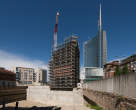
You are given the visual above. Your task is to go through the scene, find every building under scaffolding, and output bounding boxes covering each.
[49,36,80,90]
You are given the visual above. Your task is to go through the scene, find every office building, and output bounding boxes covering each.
[83,31,106,67]
[83,4,107,81]
[83,4,107,68]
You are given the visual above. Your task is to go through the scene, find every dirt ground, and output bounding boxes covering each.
[0,100,92,110]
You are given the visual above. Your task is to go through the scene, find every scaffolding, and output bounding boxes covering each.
[49,36,80,90]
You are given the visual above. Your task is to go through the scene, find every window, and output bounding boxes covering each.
[24,72,27,80]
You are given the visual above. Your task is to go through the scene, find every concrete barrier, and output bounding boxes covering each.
[27,86,84,106]
[83,72,136,99]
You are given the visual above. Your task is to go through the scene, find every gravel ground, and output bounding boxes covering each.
[0,101,92,110]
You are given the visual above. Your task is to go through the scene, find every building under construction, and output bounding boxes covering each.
[49,36,80,90]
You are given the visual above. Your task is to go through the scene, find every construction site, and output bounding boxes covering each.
[48,11,80,90]
[49,36,80,90]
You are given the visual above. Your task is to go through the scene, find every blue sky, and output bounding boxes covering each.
[0,0,136,68]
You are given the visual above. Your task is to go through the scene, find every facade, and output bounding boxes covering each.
[104,61,119,79]
[120,54,136,72]
[0,67,16,88]
[14,67,35,86]
[83,30,107,68]
[49,36,80,90]
[83,67,103,82]
[83,35,99,67]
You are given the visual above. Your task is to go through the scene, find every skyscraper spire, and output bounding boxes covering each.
[98,3,102,68]
[98,3,102,32]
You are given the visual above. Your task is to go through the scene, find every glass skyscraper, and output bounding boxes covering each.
[83,35,99,67]
[83,30,107,68]
[83,4,107,81]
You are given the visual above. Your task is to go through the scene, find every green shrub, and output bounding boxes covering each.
[122,65,129,74]
[114,66,121,76]
[86,103,103,110]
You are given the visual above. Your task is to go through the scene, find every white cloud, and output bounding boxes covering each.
[0,50,48,71]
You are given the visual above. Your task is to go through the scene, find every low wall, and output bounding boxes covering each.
[27,86,84,106]
[83,72,136,99]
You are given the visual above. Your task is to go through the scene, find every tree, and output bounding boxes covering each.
[122,65,129,74]
[114,66,121,76]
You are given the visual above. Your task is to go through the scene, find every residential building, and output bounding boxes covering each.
[120,54,136,72]
[104,61,119,78]
[14,67,35,86]
[49,36,80,90]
